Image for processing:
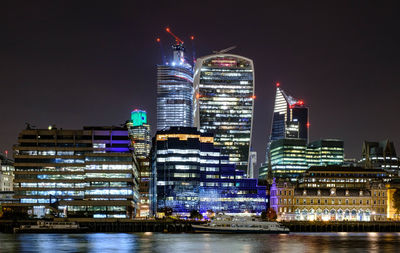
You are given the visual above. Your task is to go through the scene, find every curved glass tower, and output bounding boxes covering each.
[156,45,194,130]
[193,54,255,173]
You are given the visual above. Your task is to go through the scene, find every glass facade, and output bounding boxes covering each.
[150,127,266,217]
[11,126,140,218]
[194,54,255,173]
[361,140,400,175]
[261,85,308,179]
[270,139,308,180]
[306,139,344,167]
[156,45,194,130]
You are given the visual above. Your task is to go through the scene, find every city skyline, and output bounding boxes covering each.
[1,1,400,163]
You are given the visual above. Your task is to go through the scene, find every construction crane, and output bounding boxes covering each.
[165,27,184,45]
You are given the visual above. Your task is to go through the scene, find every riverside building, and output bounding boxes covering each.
[128,110,151,217]
[150,127,266,217]
[270,179,387,221]
[193,53,255,173]
[7,126,140,218]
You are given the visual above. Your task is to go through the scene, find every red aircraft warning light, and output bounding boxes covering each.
[276,82,280,87]
[190,35,195,40]
[156,38,161,42]
[307,122,310,128]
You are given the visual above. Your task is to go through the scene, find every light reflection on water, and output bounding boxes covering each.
[1,232,400,253]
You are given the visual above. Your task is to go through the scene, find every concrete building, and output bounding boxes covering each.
[6,125,140,218]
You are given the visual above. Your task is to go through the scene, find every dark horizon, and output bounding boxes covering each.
[1,1,399,164]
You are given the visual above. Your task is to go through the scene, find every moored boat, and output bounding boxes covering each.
[192,214,290,234]
[13,221,89,233]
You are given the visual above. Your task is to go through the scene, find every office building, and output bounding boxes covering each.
[156,39,194,130]
[150,127,266,217]
[193,53,255,173]
[270,138,308,180]
[265,84,309,161]
[306,139,344,167]
[6,126,140,218]
[360,140,399,174]
[128,110,151,217]
[0,153,14,192]
[298,165,389,189]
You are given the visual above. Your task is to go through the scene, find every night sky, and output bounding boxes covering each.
[1,1,399,164]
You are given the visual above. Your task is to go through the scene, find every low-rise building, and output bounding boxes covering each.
[270,179,387,221]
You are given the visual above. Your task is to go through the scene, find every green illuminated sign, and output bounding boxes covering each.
[131,110,147,126]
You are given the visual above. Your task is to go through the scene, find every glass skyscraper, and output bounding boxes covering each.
[156,43,194,130]
[260,84,309,179]
[193,54,255,173]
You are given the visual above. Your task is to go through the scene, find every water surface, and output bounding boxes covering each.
[1,232,399,252]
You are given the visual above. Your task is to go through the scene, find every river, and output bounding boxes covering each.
[1,232,400,252]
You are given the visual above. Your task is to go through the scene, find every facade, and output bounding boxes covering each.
[264,139,345,180]
[270,138,308,180]
[265,84,309,161]
[128,110,151,217]
[247,151,257,179]
[193,53,255,173]
[298,166,389,189]
[156,42,194,130]
[7,126,140,218]
[360,140,399,174]
[270,180,387,221]
[150,127,266,217]
[306,139,344,167]
[0,154,14,192]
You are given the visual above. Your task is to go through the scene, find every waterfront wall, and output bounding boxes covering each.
[2,219,400,233]
[282,221,400,232]
[0,219,200,233]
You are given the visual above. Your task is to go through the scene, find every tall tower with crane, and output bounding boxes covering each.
[156,27,195,130]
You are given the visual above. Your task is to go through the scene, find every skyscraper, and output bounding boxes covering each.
[193,53,255,173]
[128,109,151,217]
[156,41,194,130]
[264,83,309,163]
